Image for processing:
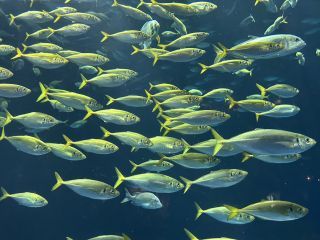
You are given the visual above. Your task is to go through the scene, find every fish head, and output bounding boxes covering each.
[102,186,120,198]
[169,180,184,191]
[124,114,140,125]
[107,143,119,153]
[18,86,31,96]
[35,196,48,207]
[286,204,309,219]
[284,35,306,52]
[295,134,316,151]
[192,48,206,56]
[228,169,248,181]
[88,99,103,110]
[72,149,86,160]
[138,137,153,148]
[161,161,174,168]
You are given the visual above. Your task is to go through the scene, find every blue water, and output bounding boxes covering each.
[0,0,320,239]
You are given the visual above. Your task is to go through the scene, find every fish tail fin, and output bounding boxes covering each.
[11,48,23,60]
[184,228,199,240]
[157,44,167,50]
[137,0,145,8]
[152,99,162,112]
[3,109,13,126]
[24,32,30,41]
[194,202,204,220]
[156,107,163,118]
[0,187,10,201]
[148,82,154,91]
[51,172,64,191]
[97,67,104,75]
[36,82,49,102]
[131,45,140,55]
[157,120,170,136]
[121,188,132,203]
[129,160,139,173]
[47,27,56,38]
[150,50,159,66]
[181,138,190,154]
[114,167,126,188]
[0,128,5,142]
[100,126,111,138]
[224,204,240,220]
[144,89,153,103]
[105,95,115,106]
[151,0,158,5]
[226,95,237,109]
[254,0,262,6]
[241,152,254,163]
[160,114,171,126]
[249,68,253,77]
[9,14,15,26]
[101,31,110,43]
[256,83,266,97]
[210,129,225,156]
[62,134,73,147]
[180,176,193,194]
[112,0,118,6]
[213,43,228,63]
[198,63,208,74]
[22,44,28,53]
[122,234,131,240]
[83,105,94,120]
[255,112,260,122]
[79,74,88,89]
[54,13,62,23]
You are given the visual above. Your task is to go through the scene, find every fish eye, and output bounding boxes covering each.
[295,38,300,42]
[289,207,294,212]
[230,171,236,176]
[305,138,311,144]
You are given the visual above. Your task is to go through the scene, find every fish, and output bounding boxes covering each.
[101,30,150,44]
[37,82,103,111]
[194,202,255,224]
[83,106,140,125]
[241,152,302,163]
[9,11,53,25]
[66,53,109,67]
[67,234,131,240]
[48,24,90,37]
[148,82,180,92]
[112,0,152,21]
[255,104,300,121]
[97,68,138,77]
[24,29,53,41]
[41,98,74,113]
[101,127,153,151]
[180,169,248,193]
[152,48,206,65]
[161,110,230,126]
[160,153,220,169]
[158,32,209,50]
[79,66,98,75]
[47,143,86,161]
[52,172,119,200]
[0,187,48,208]
[106,95,152,107]
[213,34,306,63]
[0,44,16,56]
[225,200,308,221]
[121,188,162,209]
[233,69,253,77]
[184,228,236,240]
[211,128,316,156]
[159,121,211,136]
[62,134,118,155]
[22,43,63,53]
[114,168,184,193]
[202,88,234,100]
[152,95,202,112]
[79,73,131,89]
[256,83,299,98]
[227,95,275,113]
[145,89,188,102]
[3,109,66,130]
[11,48,68,69]
[148,136,188,154]
[129,159,173,173]
[0,83,31,98]
[140,20,160,48]
[54,12,101,25]
[0,67,14,80]
[0,128,51,156]
[199,59,253,74]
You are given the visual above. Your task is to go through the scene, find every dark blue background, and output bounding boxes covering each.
[0,0,319,239]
